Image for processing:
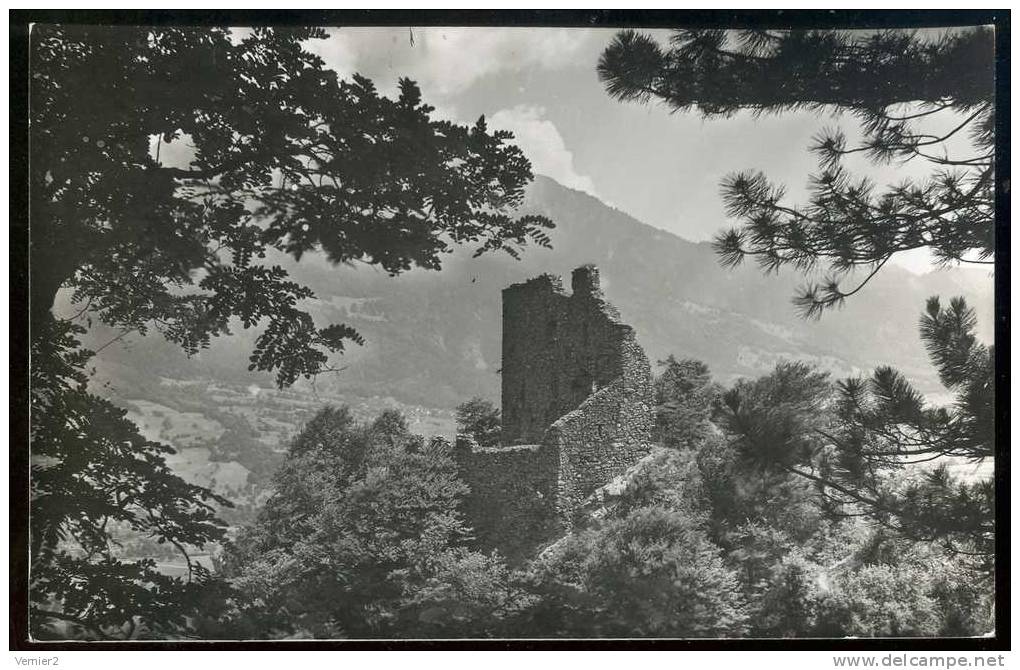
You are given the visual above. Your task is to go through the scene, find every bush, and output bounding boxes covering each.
[523,507,748,638]
[396,548,534,638]
[816,564,941,637]
[753,553,825,637]
[219,406,473,638]
[455,397,501,447]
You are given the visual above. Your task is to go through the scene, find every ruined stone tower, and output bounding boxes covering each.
[455,265,653,561]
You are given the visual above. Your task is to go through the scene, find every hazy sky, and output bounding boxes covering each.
[294,27,981,274]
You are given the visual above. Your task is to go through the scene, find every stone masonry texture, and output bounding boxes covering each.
[455,265,654,561]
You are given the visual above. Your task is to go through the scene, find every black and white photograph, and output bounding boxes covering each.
[10,9,1008,651]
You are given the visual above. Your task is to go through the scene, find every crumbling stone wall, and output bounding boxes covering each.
[546,334,653,525]
[453,436,560,562]
[501,265,633,445]
[456,265,654,561]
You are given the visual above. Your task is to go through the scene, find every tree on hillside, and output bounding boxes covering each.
[816,297,994,561]
[653,356,719,449]
[707,361,833,541]
[455,397,502,447]
[29,25,551,638]
[717,298,994,566]
[599,27,995,316]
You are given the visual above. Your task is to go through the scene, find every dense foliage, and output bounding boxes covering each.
[718,299,994,567]
[653,356,720,449]
[30,320,230,640]
[520,449,747,638]
[213,406,528,638]
[29,25,551,639]
[598,28,996,614]
[30,25,995,641]
[43,296,989,640]
[222,319,994,638]
[599,27,995,316]
[32,25,551,386]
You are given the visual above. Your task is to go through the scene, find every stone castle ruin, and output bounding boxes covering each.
[455,265,654,561]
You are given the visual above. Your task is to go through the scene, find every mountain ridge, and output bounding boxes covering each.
[82,174,994,410]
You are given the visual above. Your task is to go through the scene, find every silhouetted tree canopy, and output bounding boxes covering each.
[30,320,231,639]
[816,297,994,561]
[28,24,552,639]
[31,25,552,386]
[600,26,995,581]
[599,28,995,316]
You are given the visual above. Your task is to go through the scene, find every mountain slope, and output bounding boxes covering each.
[85,175,995,409]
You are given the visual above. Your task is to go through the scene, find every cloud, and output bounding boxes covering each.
[489,105,598,197]
[300,31,600,196]
[304,27,591,99]
[302,29,360,82]
[413,28,590,96]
